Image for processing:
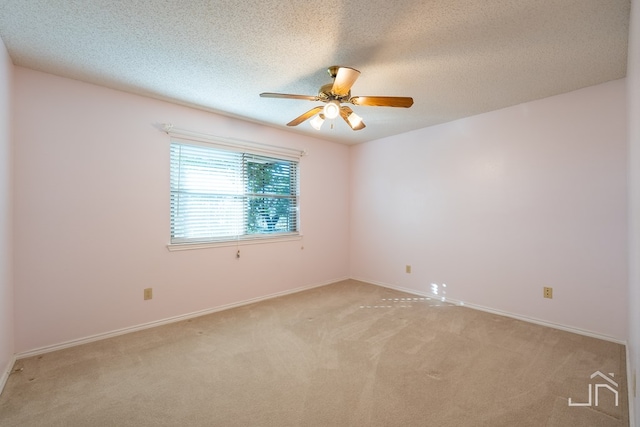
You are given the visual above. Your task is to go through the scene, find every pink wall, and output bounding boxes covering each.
[627,0,640,423]
[350,79,628,341]
[0,38,14,378]
[8,59,631,360]
[12,68,350,353]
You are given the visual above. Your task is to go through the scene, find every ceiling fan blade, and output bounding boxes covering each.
[331,67,361,97]
[260,92,319,101]
[339,106,366,131]
[286,106,324,126]
[350,96,414,108]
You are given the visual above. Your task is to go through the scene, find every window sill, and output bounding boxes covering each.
[166,234,302,252]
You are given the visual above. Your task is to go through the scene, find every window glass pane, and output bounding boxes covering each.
[246,196,297,234]
[170,142,299,244]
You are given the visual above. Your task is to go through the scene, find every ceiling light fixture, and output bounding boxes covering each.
[260,65,413,131]
[310,114,325,130]
[323,101,340,119]
[346,111,365,130]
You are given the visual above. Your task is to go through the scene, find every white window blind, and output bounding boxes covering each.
[170,141,299,245]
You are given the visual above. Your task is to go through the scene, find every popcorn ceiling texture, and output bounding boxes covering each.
[0,0,630,144]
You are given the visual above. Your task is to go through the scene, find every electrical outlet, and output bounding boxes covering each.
[543,287,553,299]
[144,288,153,300]
[405,265,412,274]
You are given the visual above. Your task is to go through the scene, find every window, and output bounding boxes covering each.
[170,140,299,246]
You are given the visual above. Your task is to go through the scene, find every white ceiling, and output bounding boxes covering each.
[0,0,630,145]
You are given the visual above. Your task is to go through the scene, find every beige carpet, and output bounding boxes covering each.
[0,280,629,426]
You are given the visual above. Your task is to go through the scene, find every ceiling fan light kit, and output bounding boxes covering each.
[310,114,325,130]
[260,66,413,131]
[346,111,364,130]
[323,101,341,119]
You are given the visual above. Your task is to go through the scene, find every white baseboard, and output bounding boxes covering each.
[0,355,16,396]
[14,274,625,358]
[351,276,627,345]
[626,344,636,426]
[16,277,348,359]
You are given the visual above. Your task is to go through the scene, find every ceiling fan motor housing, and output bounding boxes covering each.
[318,83,350,102]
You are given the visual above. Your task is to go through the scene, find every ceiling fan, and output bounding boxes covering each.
[260,66,414,131]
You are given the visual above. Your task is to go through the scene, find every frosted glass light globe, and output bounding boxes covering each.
[323,101,340,119]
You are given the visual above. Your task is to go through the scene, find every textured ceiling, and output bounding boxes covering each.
[0,0,631,145]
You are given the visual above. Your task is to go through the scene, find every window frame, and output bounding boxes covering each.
[164,126,304,251]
